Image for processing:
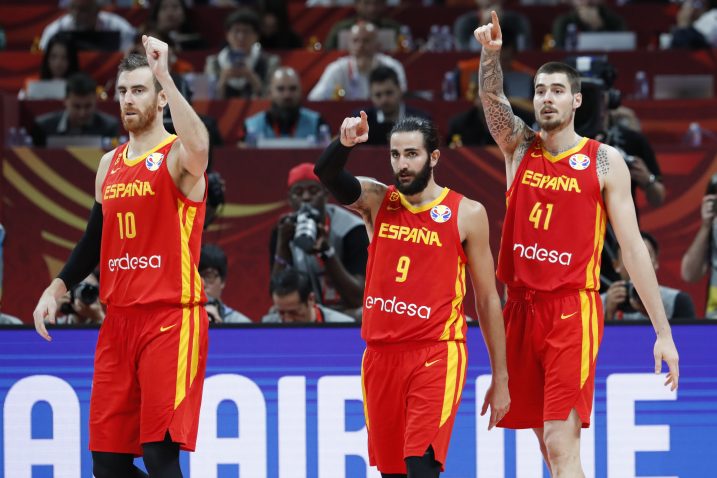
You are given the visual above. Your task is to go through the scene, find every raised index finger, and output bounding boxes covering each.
[491,10,502,39]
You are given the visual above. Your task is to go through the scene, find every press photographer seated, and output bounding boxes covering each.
[602,232,695,321]
[54,269,104,325]
[269,163,368,320]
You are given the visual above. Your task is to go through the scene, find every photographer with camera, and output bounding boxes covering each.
[681,172,717,318]
[199,244,251,323]
[54,270,105,324]
[604,231,695,321]
[270,163,369,320]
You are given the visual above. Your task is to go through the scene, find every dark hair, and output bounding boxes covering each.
[270,268,312,303]
[41,33,80,80]
[65,72,96,97]
[369,65,399,86]
[199,244,228,280]
[118,53,163,93]
[535,61,581,94]
[640,231,659,256]
[148,0,193,34]
[225,9,261,34]
[390,116,440,152]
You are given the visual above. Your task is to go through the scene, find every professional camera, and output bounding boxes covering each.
[60,281,100,315]
[293,203,322,253]
[617,280,642,312]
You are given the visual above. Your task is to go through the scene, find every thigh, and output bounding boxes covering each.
[89,315,142,455]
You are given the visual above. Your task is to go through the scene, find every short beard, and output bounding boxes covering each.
[122,103,158,134]
[536,110,573,133]
[394,158,432,195]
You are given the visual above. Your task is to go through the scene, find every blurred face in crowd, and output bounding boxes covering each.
[156,0,186,33]
[47,43,70,79]
[273,291,316,323]
[65,92,96,128]
[288,180,327,213]
[534,72,581,133]
[370,78,402,119]
[356,0,386,23]
[226,22,258,52]
[390,131,435,195]
[69,0,100,31]
[200,267,225,300]
[270,68,302,111]
[117,67,165,134]
[349,23,379,59]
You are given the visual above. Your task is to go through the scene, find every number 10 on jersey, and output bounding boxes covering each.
[117,212,137,239]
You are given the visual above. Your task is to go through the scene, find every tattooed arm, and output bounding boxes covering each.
[475,11,535,168]
[349,178,387,237]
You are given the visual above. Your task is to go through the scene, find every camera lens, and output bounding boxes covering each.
[76,283,99,305]
[293,204,319,252]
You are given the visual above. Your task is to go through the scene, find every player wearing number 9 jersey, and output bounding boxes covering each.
[315,112,509,477]
[33,36,209,478]
[476,10,680,478]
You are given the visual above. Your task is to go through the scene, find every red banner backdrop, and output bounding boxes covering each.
[2,145,717,321]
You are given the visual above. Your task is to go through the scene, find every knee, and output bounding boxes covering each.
[544,433,571,468]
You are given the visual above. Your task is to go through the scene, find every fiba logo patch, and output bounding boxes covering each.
[430,204,452,223]
[568,154,590,171]
[146,153,164,172]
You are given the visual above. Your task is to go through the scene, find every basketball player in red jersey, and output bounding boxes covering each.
[315,112,510,478]
[475,12,680,478]
[32,35,209,478]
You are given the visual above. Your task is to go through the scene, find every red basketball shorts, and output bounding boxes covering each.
[89,304,208,455]
[361,341,468,474]
[498,288,603,429]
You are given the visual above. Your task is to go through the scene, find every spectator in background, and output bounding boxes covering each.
[54,270,105,325]
[323,0,404,51]
[199,244,252,323]
[243,67,328,144]
[260,7,303,50]
[20,34,81,100]
[262,269,356,323]
[454,0,532,52]
[446,100,495,148]
[147,0,205,51]
[32,72,119,147]
[356,65,430,146]
[603,232,695,321]
[670,0,717,49]
[308,22,406,101]
[204,9,280,99]
[40,0,137,51]
[681,172,717,318]
[552,0,626,49]
[270,163,368,320]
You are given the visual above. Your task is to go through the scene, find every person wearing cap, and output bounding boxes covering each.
[199,243,252,323]
[269,162,369,320]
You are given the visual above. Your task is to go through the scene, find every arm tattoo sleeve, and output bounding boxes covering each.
[597,145,610,178]
[479,49,528,149]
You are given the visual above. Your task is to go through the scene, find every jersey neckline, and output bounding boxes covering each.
[398,187,450,214]
[122,134,177,167]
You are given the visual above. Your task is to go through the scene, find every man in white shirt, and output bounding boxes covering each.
[40,0,136,51]
[308,22,406,101]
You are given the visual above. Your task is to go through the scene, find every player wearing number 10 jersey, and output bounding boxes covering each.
[476,11,679,478]
[33,37,209,478]
[315,113,509,477]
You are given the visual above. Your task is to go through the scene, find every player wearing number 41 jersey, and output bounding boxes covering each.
[476,10,680,478]
[315,112,509,478]
[33,36,209,478]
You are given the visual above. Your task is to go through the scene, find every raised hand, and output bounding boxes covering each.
[473,10,503,51]
[340,111,369,147]
[142,35,171,82]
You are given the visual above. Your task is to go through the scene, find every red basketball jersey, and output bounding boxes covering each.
[497,137,606,291]
[362,186,468,344]
[99,135,207,307]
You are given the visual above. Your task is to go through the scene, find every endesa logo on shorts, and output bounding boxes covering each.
[513,242,572,266]
[365,295,432,319]
[107,253,162,272]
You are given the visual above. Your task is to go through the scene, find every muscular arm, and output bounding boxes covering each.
[478,48,535,164]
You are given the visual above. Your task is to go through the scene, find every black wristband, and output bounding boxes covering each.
[57,201,103,290]
[314,139,362,205]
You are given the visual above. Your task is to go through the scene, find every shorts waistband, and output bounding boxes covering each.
[507,287,595,303]
[106,302,203,314]
[366,340,464,352]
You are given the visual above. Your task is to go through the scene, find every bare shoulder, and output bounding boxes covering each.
[510,128,538,168]
[351,176,387,212]
[596,143,627,183]
[95,149,117,201]
[457,196,489,240]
